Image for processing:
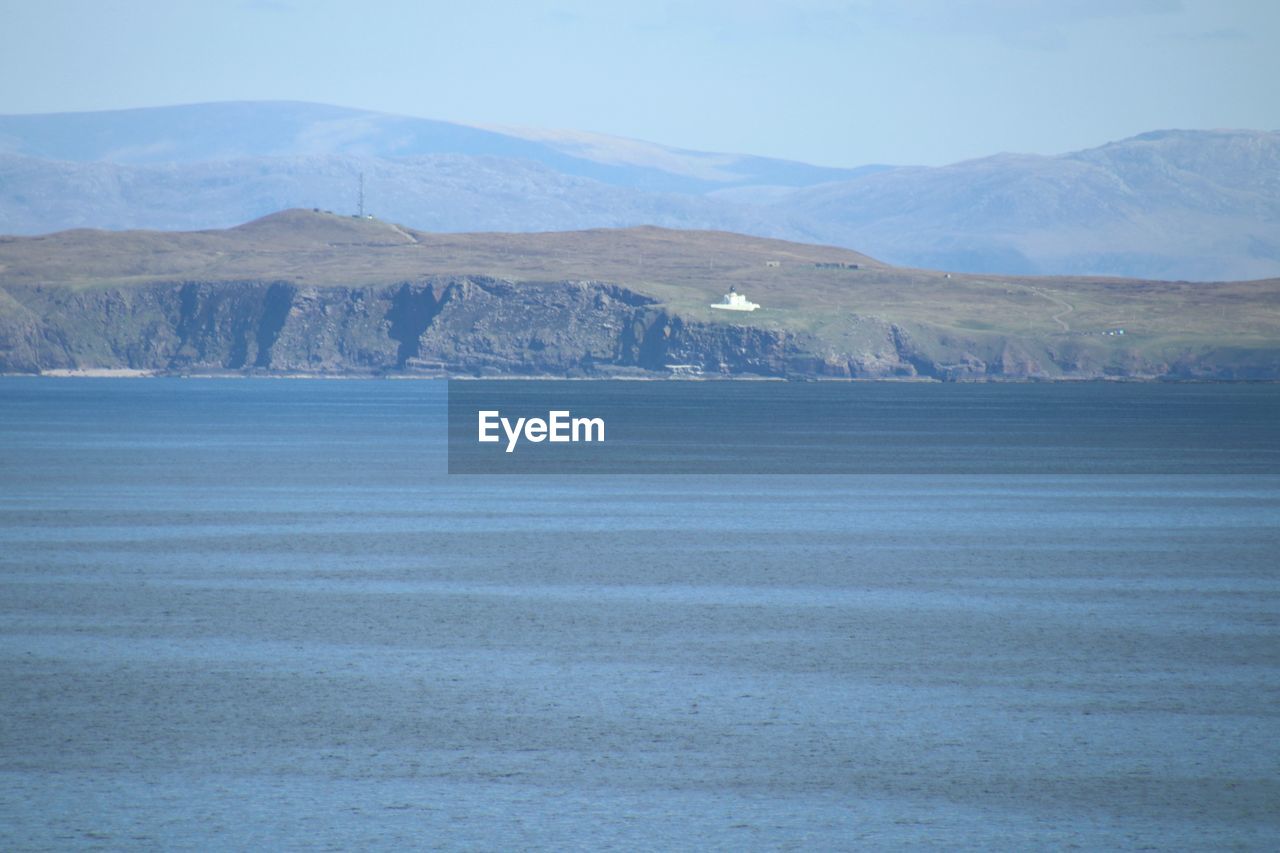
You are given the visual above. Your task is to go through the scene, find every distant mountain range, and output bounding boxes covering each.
[1,101,1276,281]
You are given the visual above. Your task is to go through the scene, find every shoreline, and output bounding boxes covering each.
[3,370,1276,383]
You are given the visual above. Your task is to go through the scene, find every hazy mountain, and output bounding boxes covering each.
[0,102,1276,281]
[0,101,873,194]
[772,129,1280,281]
[0,151,817,239]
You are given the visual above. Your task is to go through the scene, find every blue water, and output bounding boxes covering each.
[2,378,1278,850]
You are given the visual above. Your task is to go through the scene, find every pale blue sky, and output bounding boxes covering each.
[1,0,1276,167]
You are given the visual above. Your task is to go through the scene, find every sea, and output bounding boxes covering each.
[1,377,1278,850]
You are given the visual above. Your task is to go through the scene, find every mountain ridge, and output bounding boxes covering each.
[0,102,1276,282]
[0,100,869,193]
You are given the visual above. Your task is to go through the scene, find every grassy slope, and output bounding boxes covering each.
[2,209,1278,365]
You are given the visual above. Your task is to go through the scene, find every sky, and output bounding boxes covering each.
[0,0,1277,167]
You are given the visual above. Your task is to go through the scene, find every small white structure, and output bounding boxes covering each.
[710,286,760,312]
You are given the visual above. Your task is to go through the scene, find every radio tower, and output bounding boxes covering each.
[358,172,365,218]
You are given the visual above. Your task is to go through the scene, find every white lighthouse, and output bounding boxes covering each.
[710,286,760,312]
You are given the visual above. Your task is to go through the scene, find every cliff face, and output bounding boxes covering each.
[0,277,805,377]
[2,277,1276,380]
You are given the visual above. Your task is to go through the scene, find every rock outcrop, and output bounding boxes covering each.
[0,277,804,377]
[4,276,1276,380]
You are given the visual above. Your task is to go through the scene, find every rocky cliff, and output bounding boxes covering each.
[2,212,1277,380]
[3,276,1276,380]
[0,277,810,377]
